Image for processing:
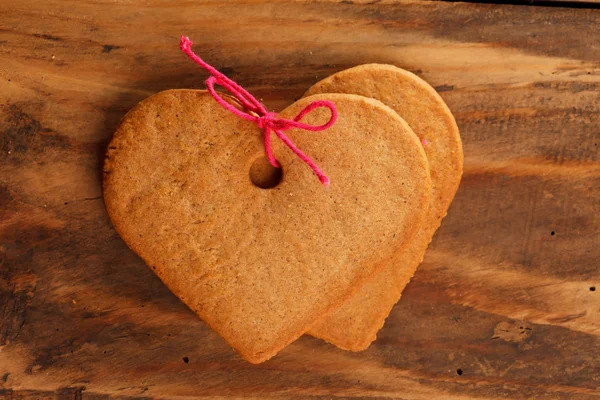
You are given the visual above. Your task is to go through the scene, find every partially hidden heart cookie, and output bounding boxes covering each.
[304,64,463,351]
[103,89,432,363]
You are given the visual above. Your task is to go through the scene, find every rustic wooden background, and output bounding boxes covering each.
[1,0,599,399]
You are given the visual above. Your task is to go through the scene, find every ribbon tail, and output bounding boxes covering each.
[273,129,329,186]
[263,127,280,168]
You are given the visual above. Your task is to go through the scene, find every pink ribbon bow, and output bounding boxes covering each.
[180,36,337,186]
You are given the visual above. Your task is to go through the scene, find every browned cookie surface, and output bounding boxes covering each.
[305,64,463,350]
[103,90,431,363]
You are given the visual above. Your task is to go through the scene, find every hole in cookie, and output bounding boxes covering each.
[249,156,283,189]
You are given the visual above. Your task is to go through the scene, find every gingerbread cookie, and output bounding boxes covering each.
[304,64,463,351]
[103,89,431,363]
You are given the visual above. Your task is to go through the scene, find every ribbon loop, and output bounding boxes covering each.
[180,36,337,186]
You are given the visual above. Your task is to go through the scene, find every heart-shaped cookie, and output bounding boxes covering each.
[304,64,463,350]
[103,89,431,363]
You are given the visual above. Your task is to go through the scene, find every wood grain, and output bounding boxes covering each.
[1,0,599,399]
[433,0,600,5]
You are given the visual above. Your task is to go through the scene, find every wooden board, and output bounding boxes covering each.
[435,0,600,5]
[1,1,599,398]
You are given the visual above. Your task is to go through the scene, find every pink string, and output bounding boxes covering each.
[179,36,338,186]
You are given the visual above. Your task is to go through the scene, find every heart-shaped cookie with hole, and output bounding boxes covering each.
[103,89,431,363]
